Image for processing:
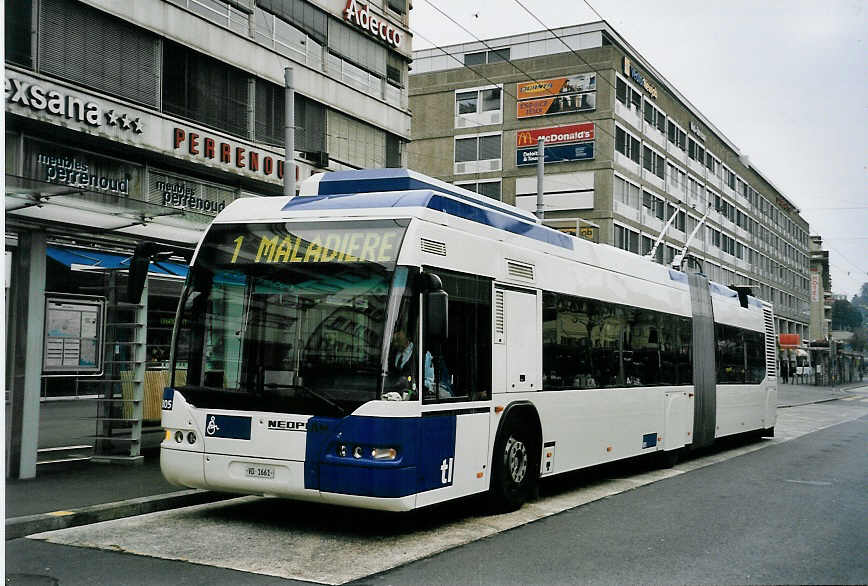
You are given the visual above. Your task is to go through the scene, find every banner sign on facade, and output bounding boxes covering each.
[516,142,595,166]
[148,170,234,216]
[24,137,143,197]
[517,93,596,119]
[516,74,596,100]
[516,123,595,148]
[622,56,658,99]
[810,271,820,303]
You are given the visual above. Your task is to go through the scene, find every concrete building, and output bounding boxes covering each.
[408,22,811,341]
[5,0,412,477]
[809,235,832,343]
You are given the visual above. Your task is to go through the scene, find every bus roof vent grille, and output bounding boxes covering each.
[763,305,777,379]
[506,259,535,281]
[420,238,447,256]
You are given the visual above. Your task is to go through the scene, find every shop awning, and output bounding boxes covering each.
[46,246,188,277]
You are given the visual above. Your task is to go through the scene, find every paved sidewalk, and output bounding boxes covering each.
[5,379,865,540]
[5,450,229,540]
[778,379,866,407]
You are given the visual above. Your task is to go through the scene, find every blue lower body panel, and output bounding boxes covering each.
[304,414,456,498]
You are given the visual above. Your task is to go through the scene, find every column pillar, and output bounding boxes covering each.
[7,230,46,479]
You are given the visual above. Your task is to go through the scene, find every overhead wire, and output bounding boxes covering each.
[419,0,615,143]
[412,0,840,305]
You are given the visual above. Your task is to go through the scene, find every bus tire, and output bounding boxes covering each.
[490,418,536,512]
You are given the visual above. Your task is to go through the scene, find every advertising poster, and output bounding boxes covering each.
[516,123,595,148]
[516,142,595,166]
[517,92,596,119]
[517,74,596,99]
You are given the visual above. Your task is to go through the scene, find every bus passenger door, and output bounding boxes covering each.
[498,288,540,393]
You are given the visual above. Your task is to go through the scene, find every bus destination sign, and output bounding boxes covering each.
[207,221,408,267]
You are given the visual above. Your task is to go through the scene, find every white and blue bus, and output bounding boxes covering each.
[156,169,777,512]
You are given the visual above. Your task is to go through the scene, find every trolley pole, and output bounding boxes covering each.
[535,137,545,220]
[284,66,295,198]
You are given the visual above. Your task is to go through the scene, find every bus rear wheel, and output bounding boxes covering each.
[490,419,536,512]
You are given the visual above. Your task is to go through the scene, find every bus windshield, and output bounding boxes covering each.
[170,219,412,416]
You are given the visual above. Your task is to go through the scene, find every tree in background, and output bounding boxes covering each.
[831,298,863,331]
[851,282,868,323]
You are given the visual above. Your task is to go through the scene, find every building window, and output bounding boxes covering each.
[40,0,159,107]
[642,145,665,179]
[386,134,402,168]
[688,138,705,164]
[615,224,640,254]
[454,133,501,174]
[667,120,687,151]
[642,190,665,220]
[163,40,249,137]
[615,126,640,164]
[387,52,405,87]
[387,0,406,15]
[630,85,642,110]
[616,76,628,104]
[256,0,327,45]
[455,86,502,127]
[666,203,686,231]
[455,87,501,115]
[328,19,387,79]
[456,180,501,200]
[614,175,640,209]
[724,167,736,190]
[705,153,718,174]
[643,101,666,133]
[328,109,387,168]
[5,0,32,67]
[464,48,510,66]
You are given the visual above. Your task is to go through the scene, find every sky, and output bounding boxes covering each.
[409,0,868,298]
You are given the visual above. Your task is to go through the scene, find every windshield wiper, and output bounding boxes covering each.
[263,382,346,417]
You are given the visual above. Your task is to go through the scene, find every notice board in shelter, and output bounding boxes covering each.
[43,296,106,375]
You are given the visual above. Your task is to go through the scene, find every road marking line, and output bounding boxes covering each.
[784,479,832,486]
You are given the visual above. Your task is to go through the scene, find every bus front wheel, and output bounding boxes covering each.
[490,419,536,512]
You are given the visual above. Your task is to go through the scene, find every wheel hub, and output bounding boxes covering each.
[506,437,528,484]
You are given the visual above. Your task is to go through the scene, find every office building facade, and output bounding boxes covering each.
[5,0,412,476]
[409,22,810,343]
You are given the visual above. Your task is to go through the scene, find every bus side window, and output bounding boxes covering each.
[422,268,492,403]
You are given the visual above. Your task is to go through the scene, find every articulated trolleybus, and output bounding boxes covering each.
[158,169,777,512]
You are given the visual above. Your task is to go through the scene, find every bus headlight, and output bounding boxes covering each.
[337,444,347,457]
[352,446,363,459]
[174,430,184,443]
[187,431,197,444]
[371,448,397,460]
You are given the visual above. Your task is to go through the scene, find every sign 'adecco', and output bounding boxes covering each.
[344,0,402,48]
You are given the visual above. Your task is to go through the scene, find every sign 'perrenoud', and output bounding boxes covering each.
[344,0,401,48]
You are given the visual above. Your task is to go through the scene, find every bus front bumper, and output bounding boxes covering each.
[160,447,417,512]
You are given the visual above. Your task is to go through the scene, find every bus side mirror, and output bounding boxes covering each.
[426,290,448,342]
[127,241,158,304]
